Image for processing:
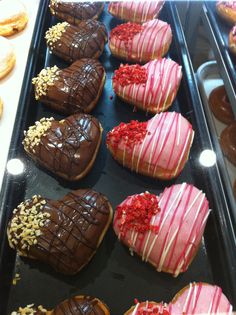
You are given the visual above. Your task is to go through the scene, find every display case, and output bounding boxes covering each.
[0,1,236,314]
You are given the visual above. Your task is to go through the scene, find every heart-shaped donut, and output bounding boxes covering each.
[106,112,194,180]
[45,20,107,63]
[7,189,112,275]
[114,183,210,276]
[23,113,102,181]
[112,59,182,114]
[108,1,165,24]
[109,19,172,63]
[125,282,232,314]
[32,59,105,114]
[12,295,110,315]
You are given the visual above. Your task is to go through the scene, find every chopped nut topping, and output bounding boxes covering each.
[45,22,69,48]
[11,304,47,315]
[22,117,54,153]
[32,65,59,100]
[8,196,50,254]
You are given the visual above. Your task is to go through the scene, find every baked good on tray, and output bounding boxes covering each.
[49,1,104,26]
[220,120,236,166]
[23,114,102,181]
[112,59,182,114]
[229,25,236,55]
[108,1,165,24]
[106,112,194,180]
[209,85,234,125]
[114,183,210,277]
[109,19,172,63]
[11,295,110,315]
[32,59,105,114]
[45,20,107,63]
[0,36,16,79]
[124,282,232,314]
[0,0,28,36]
[216,1,236,24]
[7,189,112,275]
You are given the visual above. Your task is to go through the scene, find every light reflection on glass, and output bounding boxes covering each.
[199,149,216,167]
[6,159,25,175]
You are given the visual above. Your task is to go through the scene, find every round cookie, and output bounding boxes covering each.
[0,0,28,36]
[0,36,16,79]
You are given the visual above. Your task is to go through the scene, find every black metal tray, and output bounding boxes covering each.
[0,1,236,314]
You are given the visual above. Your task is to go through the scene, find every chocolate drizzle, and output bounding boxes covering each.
[53,296,109,315]
[24,113,102,181]
[50,1,104,25]
[46,20,107,62]
[8,189,112,275]
[35,59,105,114]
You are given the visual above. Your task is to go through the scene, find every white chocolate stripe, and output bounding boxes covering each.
[182,283,194,313]
[131,302,140,315]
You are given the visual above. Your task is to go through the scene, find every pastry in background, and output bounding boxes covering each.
[112,59,182,114]
[0,0,28,36]
[220,120,236,166]
[125,283,232,314]
[216,1,236,24]
[7,189,112,275]
[49,1,104,25]
[0,36,16,79]
[45,20,107,63]
[11,296,110,315]
[0,97,3,119]
[229,24,236,54]
[114,183,210,276]
[209,85,234,125]
[106,112,194,180]
[23,114,102,181]
[108,1,165,24]
[109,19,172,63]
[32,59,105,114]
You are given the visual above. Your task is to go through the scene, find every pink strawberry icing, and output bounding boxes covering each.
[107,112,194,179]
[109,19,172,62]
[217,1,236,10]
[108,1,165,23]
[114,183,210,276]
[112,59,182,113]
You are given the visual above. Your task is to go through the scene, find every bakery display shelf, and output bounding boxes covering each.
[197,60,236,231]
[201,1,236,118]
[0,1,236,314]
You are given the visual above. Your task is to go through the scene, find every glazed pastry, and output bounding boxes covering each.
[7,189,112,275]
[49,1,104,26]
[23,114,102,181]
[0,36,16,79]
[209,85,234,125]
[114,183,210,276]
[0,0,28,36]
[0,97,3,119]
[109,19,172,63]
[32,59,105,114]
[229,25,236,55]
[12,296,110,315]
[108,1,165,24]
[125,283,232,314]
[220,120,236,166]
[216,1,236,24]
[106,112,194,180]
[45,20,107,63]
[112,59,182,114]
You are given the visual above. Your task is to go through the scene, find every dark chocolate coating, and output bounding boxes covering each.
[220,120,236,166]
[9,189,112,275]
[48,20,107,62]
[50,1,104,25]
[52,296,109,315]
[25,113,102,181]
[38,59,105,114]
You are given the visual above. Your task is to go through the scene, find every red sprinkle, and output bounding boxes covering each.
[110,22,143,43]
[106,120,149,151]
[113,64,147,87]
[116,192,160,236]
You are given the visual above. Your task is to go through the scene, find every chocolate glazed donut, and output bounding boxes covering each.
[220,121,236,166]
[49,1,104,25]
